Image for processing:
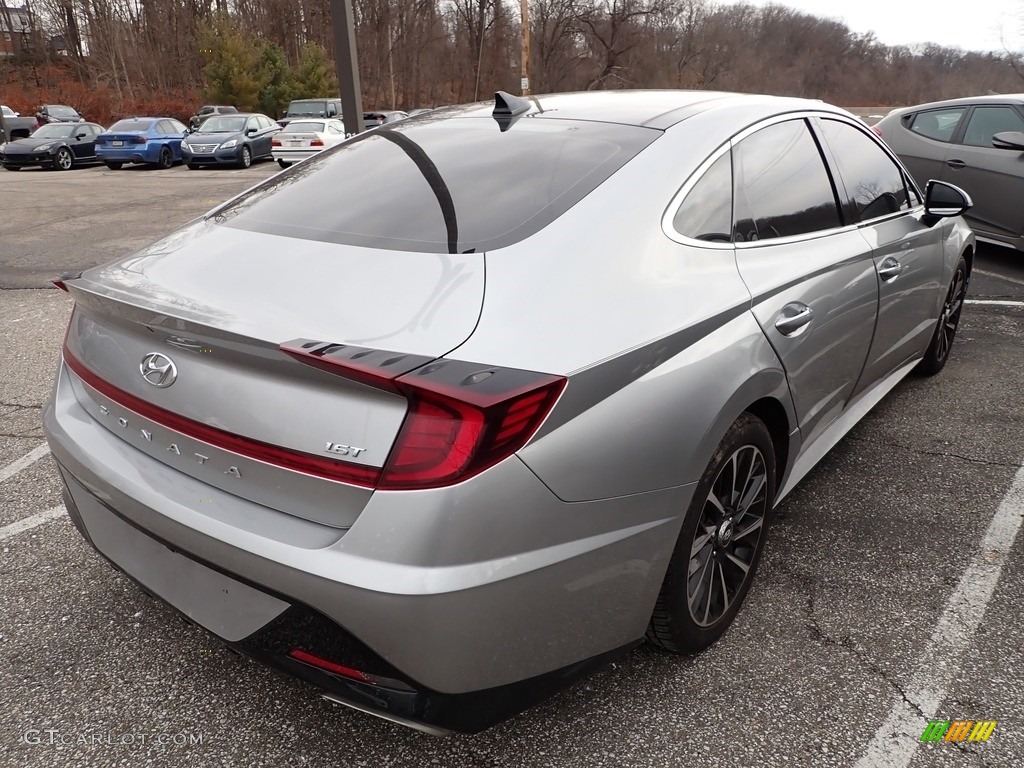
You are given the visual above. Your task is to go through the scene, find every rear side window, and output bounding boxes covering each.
[672,151,732,242]
[733,119,841,242]
[962,106,1024,147]
[907,109,965,142]
[218,118,658,253]
[819,119,910,221]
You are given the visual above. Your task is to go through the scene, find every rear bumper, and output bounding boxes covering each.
[96,145,160,164]
[272,147,322,164]
[43,358,688,727]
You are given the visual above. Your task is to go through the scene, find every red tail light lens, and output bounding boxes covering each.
[132,136,147,144]
[272,138,281,146]
[310,138,324,146]
[287,648,414,690]
[281,340,566,490]
[872,126,884,138]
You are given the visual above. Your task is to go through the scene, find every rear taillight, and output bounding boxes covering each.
[872,126,883,137]
[271,138,281,146]
[132,136,147,144]
[310,138,324,147]
[281,339,566,490]
[94,136,104,144]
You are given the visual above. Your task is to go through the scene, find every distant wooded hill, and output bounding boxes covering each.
[3,0,1022,123]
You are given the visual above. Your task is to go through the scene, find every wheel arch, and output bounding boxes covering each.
[744,396,791,494]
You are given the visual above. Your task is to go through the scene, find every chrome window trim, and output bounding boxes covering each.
[661,141,733,250]
[663,110,866,250]
[814,114,926,219]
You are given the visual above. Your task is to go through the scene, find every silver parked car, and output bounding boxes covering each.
[44,90,974,734]
[874,94,1024,252]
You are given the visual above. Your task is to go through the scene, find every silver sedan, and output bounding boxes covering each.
[44,90,974,735]
[271,118,348,168]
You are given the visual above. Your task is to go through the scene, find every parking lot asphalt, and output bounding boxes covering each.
[1,166,1023,767]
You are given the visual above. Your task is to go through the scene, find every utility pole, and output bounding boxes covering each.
[329,0,365,136]
[520,0,531,95]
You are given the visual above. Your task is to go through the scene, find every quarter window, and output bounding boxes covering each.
[733,120,841,242]
[672,151,732,242]
[962,106,1024,147]
[907,109,965,142]
[819,119,910,221]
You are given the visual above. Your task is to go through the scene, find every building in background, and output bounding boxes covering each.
[0,3,31,57]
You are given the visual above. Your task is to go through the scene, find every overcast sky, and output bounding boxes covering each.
[744,0,1024,53]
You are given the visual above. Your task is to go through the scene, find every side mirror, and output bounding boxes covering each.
[923,180,972,224]
[246,127,257,135]
[75,132,87,139]
[991,131,1024,151]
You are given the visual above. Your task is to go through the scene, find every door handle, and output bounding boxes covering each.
[945,159,966,170]
[774,303,813,336]
[878,256,903,281]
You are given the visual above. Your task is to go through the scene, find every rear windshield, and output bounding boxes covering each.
[285,121,326,133]
[109,120,153,132]
[217,118,658,253]
[288,102,328,116]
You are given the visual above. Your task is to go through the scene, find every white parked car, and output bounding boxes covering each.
[271,118,347,168]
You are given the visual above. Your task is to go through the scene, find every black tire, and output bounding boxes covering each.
[186,163,200,170]
[54,147,74,171]
[647,412,775,653]
[916,256,968,377]
[277,159,291,169]
[105,162,123,170]
[157,146,173,169]
[238,146,252,169]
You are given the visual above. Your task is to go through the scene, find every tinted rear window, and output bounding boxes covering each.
[109,120,153,132]
[217,118,658,253]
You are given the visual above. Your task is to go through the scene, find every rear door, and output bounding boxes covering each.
[816,117,946,392]
[939,104,1024,241]
[732,117,879,447]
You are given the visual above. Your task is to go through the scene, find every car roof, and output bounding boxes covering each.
[887,94,1024,115]
[444,90,849,129]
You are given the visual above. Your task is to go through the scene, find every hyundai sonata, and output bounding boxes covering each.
[44,90,974,734]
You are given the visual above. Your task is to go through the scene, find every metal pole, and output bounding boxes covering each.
[329,0,365,136]
[520,0,531,95]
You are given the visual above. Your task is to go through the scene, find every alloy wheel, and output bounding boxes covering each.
[55,148,73,170]
[936,264,966,363]
[687,444,768,627]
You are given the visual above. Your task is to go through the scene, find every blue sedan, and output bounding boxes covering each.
[95,117,189,169]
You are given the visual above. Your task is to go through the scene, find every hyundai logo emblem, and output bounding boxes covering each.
[139,352,178,388]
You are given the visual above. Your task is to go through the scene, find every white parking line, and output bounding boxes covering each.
[854,460,1024,767]
[965,299,1024,307]
[974,268,1024,288]
[0,505,65,542]
[0,443,50,485]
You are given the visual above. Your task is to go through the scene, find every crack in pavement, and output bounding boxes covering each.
[0,402,43,411]
[846,435,1020,470]
[776,560,975,756]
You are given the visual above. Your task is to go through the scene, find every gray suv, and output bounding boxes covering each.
[188,104,238,130]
